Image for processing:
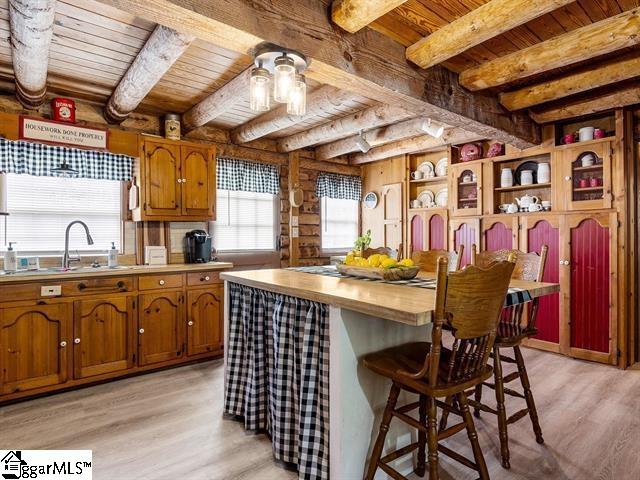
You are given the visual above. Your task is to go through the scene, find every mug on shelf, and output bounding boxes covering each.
[411,199,422,209]
[541,200,552,211]
[411,170,424,180]
[578,178,588,188]
[578,126,595,142]
[520,169,534,185]
[594,128,606,139]
[528,203,543,212]
[562,133,576,144]
[590,177,602,187]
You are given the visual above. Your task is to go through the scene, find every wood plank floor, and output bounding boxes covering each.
[1,349,639,479]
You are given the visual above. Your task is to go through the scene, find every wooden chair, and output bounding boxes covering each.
[459,244,549,469]
[363,247,398,259]
[362,255,516,480]
[411,245,464,272]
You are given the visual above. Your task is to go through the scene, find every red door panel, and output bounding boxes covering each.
[570,219,610,353]
[454,223,475,267]
[527,220,560,344]
[410,214,424,253]
[485,222,512,252]
[429,214,445,250]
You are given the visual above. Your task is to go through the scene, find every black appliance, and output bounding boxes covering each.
[184,230,212,263]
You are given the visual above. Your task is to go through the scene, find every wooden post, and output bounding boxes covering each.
[105,25,194,123]
[8,0,56,108]
[288,151,300,267]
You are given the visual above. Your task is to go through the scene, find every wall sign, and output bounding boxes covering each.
[19,116,108,150]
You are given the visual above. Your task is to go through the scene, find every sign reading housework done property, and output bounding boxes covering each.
[19,116,108,150]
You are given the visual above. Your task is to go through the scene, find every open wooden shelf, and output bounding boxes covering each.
[458,182,477,187]
[409,177,447,184]
[459,198,478,203]
[555,136,614,150]
[574,186,603,192]
[495,182,551,192]
[573,164,604,172]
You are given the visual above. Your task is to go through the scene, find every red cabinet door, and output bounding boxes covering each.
[409,212,425,255]
[449,219,479,267]
[481,217,518,252]
[428,211,447,250]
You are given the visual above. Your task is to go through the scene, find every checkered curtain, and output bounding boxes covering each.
[0,138,133,181]
[225,283,329,480]
[217,156,280,194]
[315,172,362,201]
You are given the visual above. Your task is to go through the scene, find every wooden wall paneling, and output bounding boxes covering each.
[288,152,300,267]
[449,218,480,267]
[481,215,518,251]
[297,168,327,266]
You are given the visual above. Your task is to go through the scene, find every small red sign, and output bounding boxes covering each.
[51,97,76,123]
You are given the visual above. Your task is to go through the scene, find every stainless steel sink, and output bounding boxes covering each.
[0,265,131,276]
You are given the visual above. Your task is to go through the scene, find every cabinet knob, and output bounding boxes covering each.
[201,276,210,282]
[182,178,187,183]
[159,279,165,286]
[188,321,194,326]
[74,338,81,344]
[565,176,571,181]
[139,328,145,334]
[60,341,67,347]
[560,260,570,265]
[177,178,183,184]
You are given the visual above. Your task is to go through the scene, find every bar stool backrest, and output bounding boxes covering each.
[411,245,464,272]
[471,246,548,282]
[363,247,398,259]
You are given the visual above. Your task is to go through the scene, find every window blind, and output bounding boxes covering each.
[321,197,359,251]
[212,189,277,251]
[0,173,122,253]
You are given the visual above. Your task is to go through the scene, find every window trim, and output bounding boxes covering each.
[319,196,361,256]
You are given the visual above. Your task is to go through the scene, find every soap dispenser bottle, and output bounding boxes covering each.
[4,242,17,272]
[108,242,118,268]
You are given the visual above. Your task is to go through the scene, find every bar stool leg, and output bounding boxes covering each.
[514,345,544,444]
[493,345,511,469]
[426,396,439,480]
[416,394,427,477]
[473,383,483,418]
[365,383,401,480]
[438,396,453,432]
[459,391,490,480]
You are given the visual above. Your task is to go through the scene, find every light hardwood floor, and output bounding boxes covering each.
[1,349,639,479]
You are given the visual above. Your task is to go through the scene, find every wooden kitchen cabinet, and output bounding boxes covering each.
[73,295,136,379]
[0,303,72,395]
[138,291,185,366]
[132,136,216,221]
[481,216,519,251]
[186,287,223,356]
[559,140,612,211]
[450,162,482,217]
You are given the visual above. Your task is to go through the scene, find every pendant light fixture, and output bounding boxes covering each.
[250,44,309,115]
[51,159,78,176]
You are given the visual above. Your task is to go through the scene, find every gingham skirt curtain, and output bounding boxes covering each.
[0,138,133,181]
[217,156,280,194]
[315,172,362,201]
[224,283,329,480]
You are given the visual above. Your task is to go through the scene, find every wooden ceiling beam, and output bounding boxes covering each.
[230,86,354,144]
[406,0,572,70]
[331,0,408,34]
[500,54,640,111]
[182,67,252,132]
[276,104,414,152]
[316,117,440,160]
[460,7,640,91]
[530,83,640,124]
[8,0,56,108]
[105,25,194,123]
[350,128,482,164]
[92,0,539,149]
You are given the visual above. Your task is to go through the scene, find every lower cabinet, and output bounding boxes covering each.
[0,303,72,395]
[138,291,185,366]
[187,287,223,356]
[73,295,136,379]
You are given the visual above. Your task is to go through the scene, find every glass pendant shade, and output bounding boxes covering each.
[249,67,271,112]
[287,74,307,116]
[273,54,296,103]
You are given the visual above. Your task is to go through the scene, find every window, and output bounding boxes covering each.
[212,189,278,251]
[321,197,359,252]
[0,174,122,254]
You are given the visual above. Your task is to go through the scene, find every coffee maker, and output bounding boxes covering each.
[184,230,212,263]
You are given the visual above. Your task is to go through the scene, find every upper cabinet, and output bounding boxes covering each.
[131,136,216,221]
[559,140,612,211]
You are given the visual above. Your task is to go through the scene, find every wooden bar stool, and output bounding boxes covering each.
[458,245,548,469]
[362,255,516,480]
[411,245,464,272]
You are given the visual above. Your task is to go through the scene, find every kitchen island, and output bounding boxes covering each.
[221,267,559,480]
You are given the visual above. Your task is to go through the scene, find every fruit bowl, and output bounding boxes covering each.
[336,263,420,281]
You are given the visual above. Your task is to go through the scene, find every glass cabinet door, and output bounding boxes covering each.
[561,141,612,211]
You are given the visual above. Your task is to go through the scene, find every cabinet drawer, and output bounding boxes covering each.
[0,283,42,303]
[187,271,221,286]
[62,277,135,296]
[139,273,184,291]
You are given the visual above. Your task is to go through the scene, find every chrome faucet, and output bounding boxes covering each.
[62,220,94,270]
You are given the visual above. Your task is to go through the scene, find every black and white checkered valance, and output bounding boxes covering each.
[217,156,280,195]
[0,138,133,181]
[316,172,362,201]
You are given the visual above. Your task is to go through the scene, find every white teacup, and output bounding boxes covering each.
[541,200,551,211]
[528,203,543,212]
[411,170,424,180]
[411,199,422,209]
[506,203,518,214]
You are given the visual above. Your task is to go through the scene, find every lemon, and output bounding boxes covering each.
[399,258,414,267]
[368,254,382,267]
[358,258,369,267]
[381,258,398,269]
[345,253,355,265]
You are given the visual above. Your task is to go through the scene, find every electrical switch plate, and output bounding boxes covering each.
[292,227,299,238]
[41,285,62,297]
[291,216,299,227]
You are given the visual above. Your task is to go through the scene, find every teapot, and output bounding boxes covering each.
[515,194,539,210]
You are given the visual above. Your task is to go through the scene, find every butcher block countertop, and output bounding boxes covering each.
[221,268,560,326]
[0,261,233,285]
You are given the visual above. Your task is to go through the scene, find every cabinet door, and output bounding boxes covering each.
[408,211,426,255]
[562,213,617,364]
[451,163,482,216]
[0,303,71,394]
[186,287,223,356]
[449,218,480,267]
[521,215,561,351]
[181,145,216,217]
[138,292,185,366]
[144,140,182,216]
[426,210,447,250]
[73,296,135,379]
[481,216,518,251]
[382,183,403,252]
[560,141,612,211]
